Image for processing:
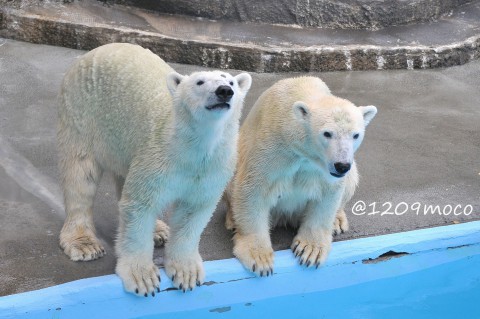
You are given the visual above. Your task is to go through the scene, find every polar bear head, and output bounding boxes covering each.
[166,70,252,122]
[291,95,377,181]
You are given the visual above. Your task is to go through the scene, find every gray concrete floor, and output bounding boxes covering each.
[0,38,479,296]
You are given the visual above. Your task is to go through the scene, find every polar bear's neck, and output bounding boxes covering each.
[162,107,238,162]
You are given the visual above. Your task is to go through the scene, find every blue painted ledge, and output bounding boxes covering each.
[1,221,479,319]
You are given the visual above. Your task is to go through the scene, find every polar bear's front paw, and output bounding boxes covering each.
[333,209,349,235]
[233,234,274,277]
[164,254,205,292]
[154,219,170,247]
[292,235,331,268]
[116,257,160,297]
[60,229,105,261]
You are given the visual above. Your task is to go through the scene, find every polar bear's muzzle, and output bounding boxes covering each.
[206,85,234,110]
[330,162,351,178]
[215,85,234,101]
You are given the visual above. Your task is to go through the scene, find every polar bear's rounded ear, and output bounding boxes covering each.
[293,101,310,121]
[234,73,252,94]
[359,105,377,126]
[166,72,185,96]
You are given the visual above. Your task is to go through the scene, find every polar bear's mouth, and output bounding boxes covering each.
[206,102,230,110]
[330,172,345,178]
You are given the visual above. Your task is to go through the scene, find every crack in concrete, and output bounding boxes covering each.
[362,250,410,264]
[209,306,231,313]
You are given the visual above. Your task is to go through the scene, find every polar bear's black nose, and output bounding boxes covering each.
[215,85,234,101]
[334,162,351,174]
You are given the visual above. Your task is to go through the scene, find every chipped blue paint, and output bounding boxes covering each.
[1,221,479,319]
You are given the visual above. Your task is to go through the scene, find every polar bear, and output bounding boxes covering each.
[225,76,376,276]
[57,43,252,295]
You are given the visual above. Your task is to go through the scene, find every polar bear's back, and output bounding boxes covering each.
[270,76,331,103]
[59,43,174,170]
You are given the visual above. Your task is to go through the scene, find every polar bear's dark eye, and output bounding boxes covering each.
[197,80,204,86]
[229,81,234,86]
[324,132,332,138]
[353,133,360,139]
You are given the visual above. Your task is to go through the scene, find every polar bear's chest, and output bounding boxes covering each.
[272,168,325,213]
[171,153,233,197]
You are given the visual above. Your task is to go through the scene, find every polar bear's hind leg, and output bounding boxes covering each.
[59,141,105,261]
[154,220,170,247]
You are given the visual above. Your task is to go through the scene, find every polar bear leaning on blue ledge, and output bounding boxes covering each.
[225,76,377,276]
[57,43,252,296]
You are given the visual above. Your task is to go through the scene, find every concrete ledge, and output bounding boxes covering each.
[115,0,474,30]
[0,0,479,72]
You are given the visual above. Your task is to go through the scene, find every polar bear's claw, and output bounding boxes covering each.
[292,236,330,268]
[165,254,205,292]
[233,234,274,277]
[60,232,106,261]
[116,257,160,297]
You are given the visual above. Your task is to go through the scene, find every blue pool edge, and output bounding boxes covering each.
[1,221,479,318]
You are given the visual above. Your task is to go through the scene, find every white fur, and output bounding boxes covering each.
[225,76,376,276]
[57,43,251,295]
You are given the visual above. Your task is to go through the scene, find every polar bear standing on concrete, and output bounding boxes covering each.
[58,43,252,295]
[225,76,376,276]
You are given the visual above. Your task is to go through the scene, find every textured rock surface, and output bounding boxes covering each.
[115,0,473,29]
[1,0,479,72]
